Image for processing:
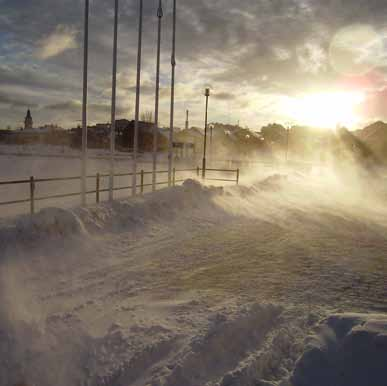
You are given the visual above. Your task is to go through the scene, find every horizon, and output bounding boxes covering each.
[4,107,387,133]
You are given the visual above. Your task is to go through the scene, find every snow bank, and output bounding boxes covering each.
[162,303,283,386]
[0,208,86,255]
[77,179,224,233]
[0,179,225,249]
[86,303,304,386]
[16,208,86,239]
[289,313,387,386]
[0,302,287,386]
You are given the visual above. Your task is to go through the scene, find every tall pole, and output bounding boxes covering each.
[168,0,177,187]
[286,128,289,162]
[81,0,89,206]
[109,0,119,201]
[152,0,163,192]
[132,0,143,196]
[185,109,189,130]
[285,123,290,163]
[202,88,210,179]
[210,124,213,161]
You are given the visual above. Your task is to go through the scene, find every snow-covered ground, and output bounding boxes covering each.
[1,171,387,386]
[0,144,148,158]
[0,147,201,218]
[290,313,387,386]
[0,145,255,218]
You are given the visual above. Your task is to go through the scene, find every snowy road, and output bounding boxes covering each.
[1,174,387,386]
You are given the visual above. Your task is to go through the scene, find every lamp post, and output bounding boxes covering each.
[202,87,210,179]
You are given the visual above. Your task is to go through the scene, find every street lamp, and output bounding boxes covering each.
[202,87,210,179]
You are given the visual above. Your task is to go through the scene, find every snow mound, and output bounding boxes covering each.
[182,178,223,195]
[78,179,224,233]
[0,179,225,244]
[16,207,86,240]
[162,304,281,386]
[76,303,304,386]
[254,174,289,192]
[229,174,289,198]
[289,313,387,386]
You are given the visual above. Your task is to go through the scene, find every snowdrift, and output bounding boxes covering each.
[0,179,225,249]
[78,179,224,233]
[289,313,387,386]
[2,174,387,386]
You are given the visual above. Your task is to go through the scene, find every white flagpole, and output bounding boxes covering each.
[109,0,119,201]
[152,0,163,192]
[81,0,89,206]
[132,0,143,196]
[168,0,176,186]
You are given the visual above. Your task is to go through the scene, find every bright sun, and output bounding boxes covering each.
[283,91,365,129]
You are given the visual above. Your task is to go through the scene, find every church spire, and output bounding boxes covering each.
[24,109,33,130]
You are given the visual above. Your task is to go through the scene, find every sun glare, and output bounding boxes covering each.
[283,91,365,129]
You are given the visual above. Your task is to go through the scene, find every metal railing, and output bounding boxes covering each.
[0,167,240,215]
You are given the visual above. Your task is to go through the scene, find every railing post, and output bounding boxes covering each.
[140,170,144,194]
[196,166,200,177]
[173,167,176,186]
[29,176,35,214]
[236,168,240,185]
[96,173,100,203]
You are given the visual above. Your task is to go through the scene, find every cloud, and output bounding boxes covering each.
[43,99,130,124]
[0,64,75,91]
[36,25,78,59]
[2,0,387,129]
[297,42,328,75]
[0,92,37,108]
[45,100,81,111]
[213,92,236,101]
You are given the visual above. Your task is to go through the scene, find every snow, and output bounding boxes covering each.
[16,207,86,239]
[0,144,145,158]
[0,148,198,218]
[288,313,387,386]
[1,172,387,386]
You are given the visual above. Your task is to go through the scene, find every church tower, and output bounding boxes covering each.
[24,109,33,130]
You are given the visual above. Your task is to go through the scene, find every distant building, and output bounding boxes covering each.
[24,109,33,130]
[89,123,111,137]
[70,119,168,151]
[37,124,63,133]
[174,127,203,156]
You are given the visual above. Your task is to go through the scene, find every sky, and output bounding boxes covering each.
[1,0,387,130]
